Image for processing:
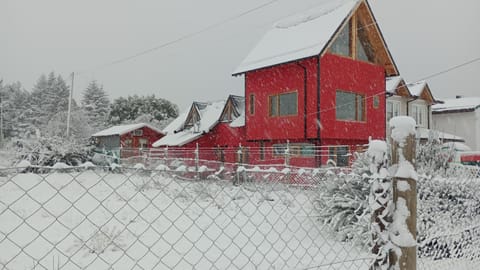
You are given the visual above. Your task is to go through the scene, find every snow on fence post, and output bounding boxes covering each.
[389,116,417,270]
[194,143,200,180]
[235,144,243,185]
[164,146,168,162]
[368,139,394,269]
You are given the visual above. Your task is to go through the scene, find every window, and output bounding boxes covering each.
[139,138,148,148]
[336,91,365,121]
[373,95,380,109]
[328,16,376,63]
[269,92,298,117]
[411,104,427,127]
[272,143,315,157]
[123,139,132,148]
[330,21,350,57]
[386,100,400,122]
[132,129,143,136]
[249,94,255,115]
[328,146,349,167]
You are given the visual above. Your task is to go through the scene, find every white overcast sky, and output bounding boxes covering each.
[2,0,479,110]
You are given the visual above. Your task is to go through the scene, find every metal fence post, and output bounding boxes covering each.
[235,144,243,185]
[164,146,169,163]
[284,140,290,167]
[195,143,200,180]
[390,118,417,270]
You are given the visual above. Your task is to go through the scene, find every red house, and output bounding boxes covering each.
[153,95,246,165]
[232,0,399,167]
[92,123,164,158]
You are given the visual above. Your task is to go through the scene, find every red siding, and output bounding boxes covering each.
[120,126,164,148]
[244,58,318,141]
[320,53,386,141]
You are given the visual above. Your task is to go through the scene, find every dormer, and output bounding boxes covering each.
[219,95,245,122]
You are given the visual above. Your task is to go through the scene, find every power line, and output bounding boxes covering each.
[76,0,281,74]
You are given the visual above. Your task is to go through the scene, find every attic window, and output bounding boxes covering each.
[329,21,351,57]
[328,15,376,63]
[132,129,143,136]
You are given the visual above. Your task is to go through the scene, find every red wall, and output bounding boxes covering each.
[320,53,386,141]
[120,126,164,148]
[244,58,319,141]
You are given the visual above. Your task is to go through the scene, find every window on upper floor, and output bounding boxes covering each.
[336,90,365,121]
[328,15,376,63]
[411,104,427,128]
[387,100,401,123]
[269,92,298,117]
[330,21,351,57]
[249,94,255,115]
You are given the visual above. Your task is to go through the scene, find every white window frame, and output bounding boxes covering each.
[386,100,401,122]
[411,104,427,127]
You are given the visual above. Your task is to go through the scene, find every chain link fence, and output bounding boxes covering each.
[0,164,372,270]
[1,157,479,269]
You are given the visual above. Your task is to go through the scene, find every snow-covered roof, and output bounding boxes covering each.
[233,0,359,74]
[153,101,226,147]
[416,127,465,142]
[230,113,245,127]
[386,76,403,94]
[92,123,163,137]
[432,97,480,113]
[408,81,427,97]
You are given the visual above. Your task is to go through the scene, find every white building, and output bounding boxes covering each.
[432,97,480,150]
[386,77,438,129]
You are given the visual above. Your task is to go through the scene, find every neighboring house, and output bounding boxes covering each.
[385,77,456,144]
[432,97,480,150]
[232,0,399,166]
[386,77,439,129]
[92,123,164,158]
[153,95,246,163]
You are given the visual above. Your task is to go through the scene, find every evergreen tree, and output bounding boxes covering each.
[108,94,178,126]
[0,81,33,139]
[29,72,75,136]
[81,80,110,131]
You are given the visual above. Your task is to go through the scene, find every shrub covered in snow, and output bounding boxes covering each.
[315,152,371,243]
[9,136,93,168]
[417,176,480,260]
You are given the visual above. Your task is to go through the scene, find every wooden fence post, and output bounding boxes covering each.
[390,117,417,270]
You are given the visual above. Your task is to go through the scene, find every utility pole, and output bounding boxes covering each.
[0,79,4,145]
[66,72,74,137]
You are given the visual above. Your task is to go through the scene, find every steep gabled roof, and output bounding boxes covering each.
[153,101,225,147]
[233,0,398,76]
[219,95,245,124]
[92,123,163,137]
[432,97,480,114]
[386,76,411,97]
[407,81,439,105]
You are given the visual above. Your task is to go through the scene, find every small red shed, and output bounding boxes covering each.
[92,123,164,157]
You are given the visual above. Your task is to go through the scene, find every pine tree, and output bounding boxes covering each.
[29,72,75,136]
[0,81,33,139]
[81,80,110,131]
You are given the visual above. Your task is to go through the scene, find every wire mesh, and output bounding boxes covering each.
[0,164,371,270]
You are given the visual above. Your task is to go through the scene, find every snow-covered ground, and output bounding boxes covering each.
[0,169,370,270]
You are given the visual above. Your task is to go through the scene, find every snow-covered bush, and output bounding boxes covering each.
[416,137,453,176]
[9,136,93,168]
[417,176,480,260]
[315,152,371,243]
